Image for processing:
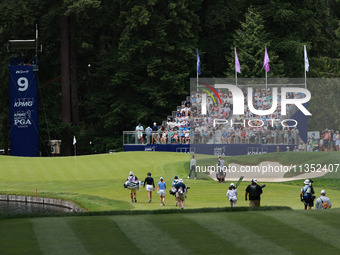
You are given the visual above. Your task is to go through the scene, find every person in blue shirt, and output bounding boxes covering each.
[158,177,166,206]
[145,126,152,144]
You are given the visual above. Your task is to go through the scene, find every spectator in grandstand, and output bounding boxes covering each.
[221,129,228,143]
[145,126,152,144]
[245,178,263,207]
[127,171,139,203]
[298,141,306,151]
[160,130,167,144]
[167,128,174,144]
[286,146,290,152]
[174,179,187,210]
[135,123,144,144]
[315,190,332,209]
[143,172,155,203]
[226,183,238,207]
[276,146,280,152]
[158,177,166,206]
[313,139,320,152]
[188,154,197,180]
[291,127,299,145]
[293,146,298,151]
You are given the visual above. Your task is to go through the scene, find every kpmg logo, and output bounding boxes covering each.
[15,70,29,74]
[14,98,34,107]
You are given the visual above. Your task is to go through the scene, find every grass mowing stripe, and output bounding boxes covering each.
[69,216,141,255]
[148,214,246,255]
[305,209,340,229]
[31,217,89,255]
[261,210,340,250]
[0,219,42,255]
[112,215,188,255]
[187,213,291,255]
[227,212,340,254]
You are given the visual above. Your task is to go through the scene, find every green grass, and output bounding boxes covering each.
[1,209,340,254]
[1,151,340,211]
[1,151,340,254]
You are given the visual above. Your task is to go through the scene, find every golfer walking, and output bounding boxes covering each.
[143,172,155,203]
[158,177,166,206]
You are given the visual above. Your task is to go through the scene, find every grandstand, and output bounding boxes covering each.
[124,79,309,155]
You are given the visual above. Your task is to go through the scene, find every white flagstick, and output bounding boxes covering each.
[73,136,77,168]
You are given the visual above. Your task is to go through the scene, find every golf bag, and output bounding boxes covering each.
[169,187,177,196]
[124,181,140,190]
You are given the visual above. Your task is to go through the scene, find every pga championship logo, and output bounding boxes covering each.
[199,84,312,128]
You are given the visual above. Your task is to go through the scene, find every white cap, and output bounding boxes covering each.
[153,122,156,125]
[129,171,134,176]
[252,178,257,184]
[230,183,235,187]
[321,190,326,195]
[304,179,310,185]
[160,177,163,180]
[179,179,183,183]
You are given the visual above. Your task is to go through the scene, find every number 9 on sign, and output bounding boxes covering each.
[18,77,28,91]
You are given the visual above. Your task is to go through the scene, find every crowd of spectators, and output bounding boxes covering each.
[132,87,339,150]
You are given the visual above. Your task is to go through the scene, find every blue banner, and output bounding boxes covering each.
[9,65,39,156]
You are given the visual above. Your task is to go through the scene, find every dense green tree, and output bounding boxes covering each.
[0,0,339,155]
[225,6,283,78]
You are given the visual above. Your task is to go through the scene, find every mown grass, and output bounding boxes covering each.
[0,151,339,212]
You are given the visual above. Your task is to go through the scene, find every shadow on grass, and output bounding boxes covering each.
[0,206,292,220]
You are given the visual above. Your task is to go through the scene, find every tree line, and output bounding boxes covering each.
[0,0,339,155]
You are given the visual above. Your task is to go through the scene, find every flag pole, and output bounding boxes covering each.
[235,68,237,87]
[74,143,76,167]
[304,45,307,89]
[265,70,267,91]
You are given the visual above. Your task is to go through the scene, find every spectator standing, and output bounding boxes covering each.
[158,177,166,206]
[151,122,159,144]
[315,190,332,209]
[336,131,340,151]
[245,179,263,207]
[135,123,144,144]
[217,156,225,183]
[188,154,197,180]
[145,126,152,144]
[226,183,238,207]
[143,172,155,203]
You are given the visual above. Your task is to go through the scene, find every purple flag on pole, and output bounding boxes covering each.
[263,46,270,72]
[197,48,201,76]
[235,47,241,73]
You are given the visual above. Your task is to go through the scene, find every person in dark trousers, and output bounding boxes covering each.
[245,178,263,207]
[188,154,197,180]
[143,172,155,203]
[300,179,315,210]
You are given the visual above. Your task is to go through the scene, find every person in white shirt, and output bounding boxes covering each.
[226,183,238,207]
[315,190,332,209]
